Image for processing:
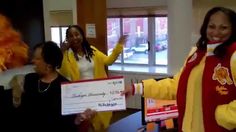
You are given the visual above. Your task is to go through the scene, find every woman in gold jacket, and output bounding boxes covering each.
[59,25,127,132]
[124,7,236,132]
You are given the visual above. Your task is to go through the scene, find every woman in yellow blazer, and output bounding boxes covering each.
[59,25,127,132]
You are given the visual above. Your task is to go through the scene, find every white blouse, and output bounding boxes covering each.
[77,54,94,80]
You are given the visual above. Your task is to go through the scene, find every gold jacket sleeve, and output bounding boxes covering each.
[215,51,236,130]
[142,47,197,100]
[142,73,180,100]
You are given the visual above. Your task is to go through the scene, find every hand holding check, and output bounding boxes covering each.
[74,109,97,125]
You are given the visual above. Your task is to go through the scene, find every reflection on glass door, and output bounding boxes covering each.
[155,17,168,65]
[51,26,69,47]
[107,16,168,66]
[107,18,121,62]
[123,18,148,64]
[51,27,60,47]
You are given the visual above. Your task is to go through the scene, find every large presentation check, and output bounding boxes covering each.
[61,76,126,115]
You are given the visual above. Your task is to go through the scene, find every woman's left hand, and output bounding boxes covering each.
[118,35,128,45]
[83,108,97,120]
[74,109,97,125]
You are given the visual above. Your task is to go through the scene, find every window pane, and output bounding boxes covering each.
[51,27,60,47]
[123,18,148,64]
[61,27,68,43]
[155,17,168,65]
[107,18,121,63]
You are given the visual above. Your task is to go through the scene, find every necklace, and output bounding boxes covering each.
[38,80,51,93]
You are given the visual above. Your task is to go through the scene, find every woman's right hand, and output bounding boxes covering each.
[121,85,133,98]
[60,41,70,53]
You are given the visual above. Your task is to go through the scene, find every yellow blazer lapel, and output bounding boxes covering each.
[67,50,80,80]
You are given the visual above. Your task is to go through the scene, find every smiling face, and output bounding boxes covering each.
[206,11,232,42]
[67,27,83,51]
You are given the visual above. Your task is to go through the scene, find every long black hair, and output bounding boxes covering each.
[196,7,236,58]
[65,25,94,62]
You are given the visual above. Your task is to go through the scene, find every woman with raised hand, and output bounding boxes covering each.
[60,25,127,132]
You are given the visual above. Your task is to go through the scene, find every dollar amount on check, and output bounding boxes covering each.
[61,76,126,115]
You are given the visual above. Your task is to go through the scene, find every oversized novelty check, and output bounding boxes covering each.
[61,76,126,115]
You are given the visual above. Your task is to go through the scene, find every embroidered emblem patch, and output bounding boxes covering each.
[212,63,233,85]
[215,86,228,95]
[188,52,197,63]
